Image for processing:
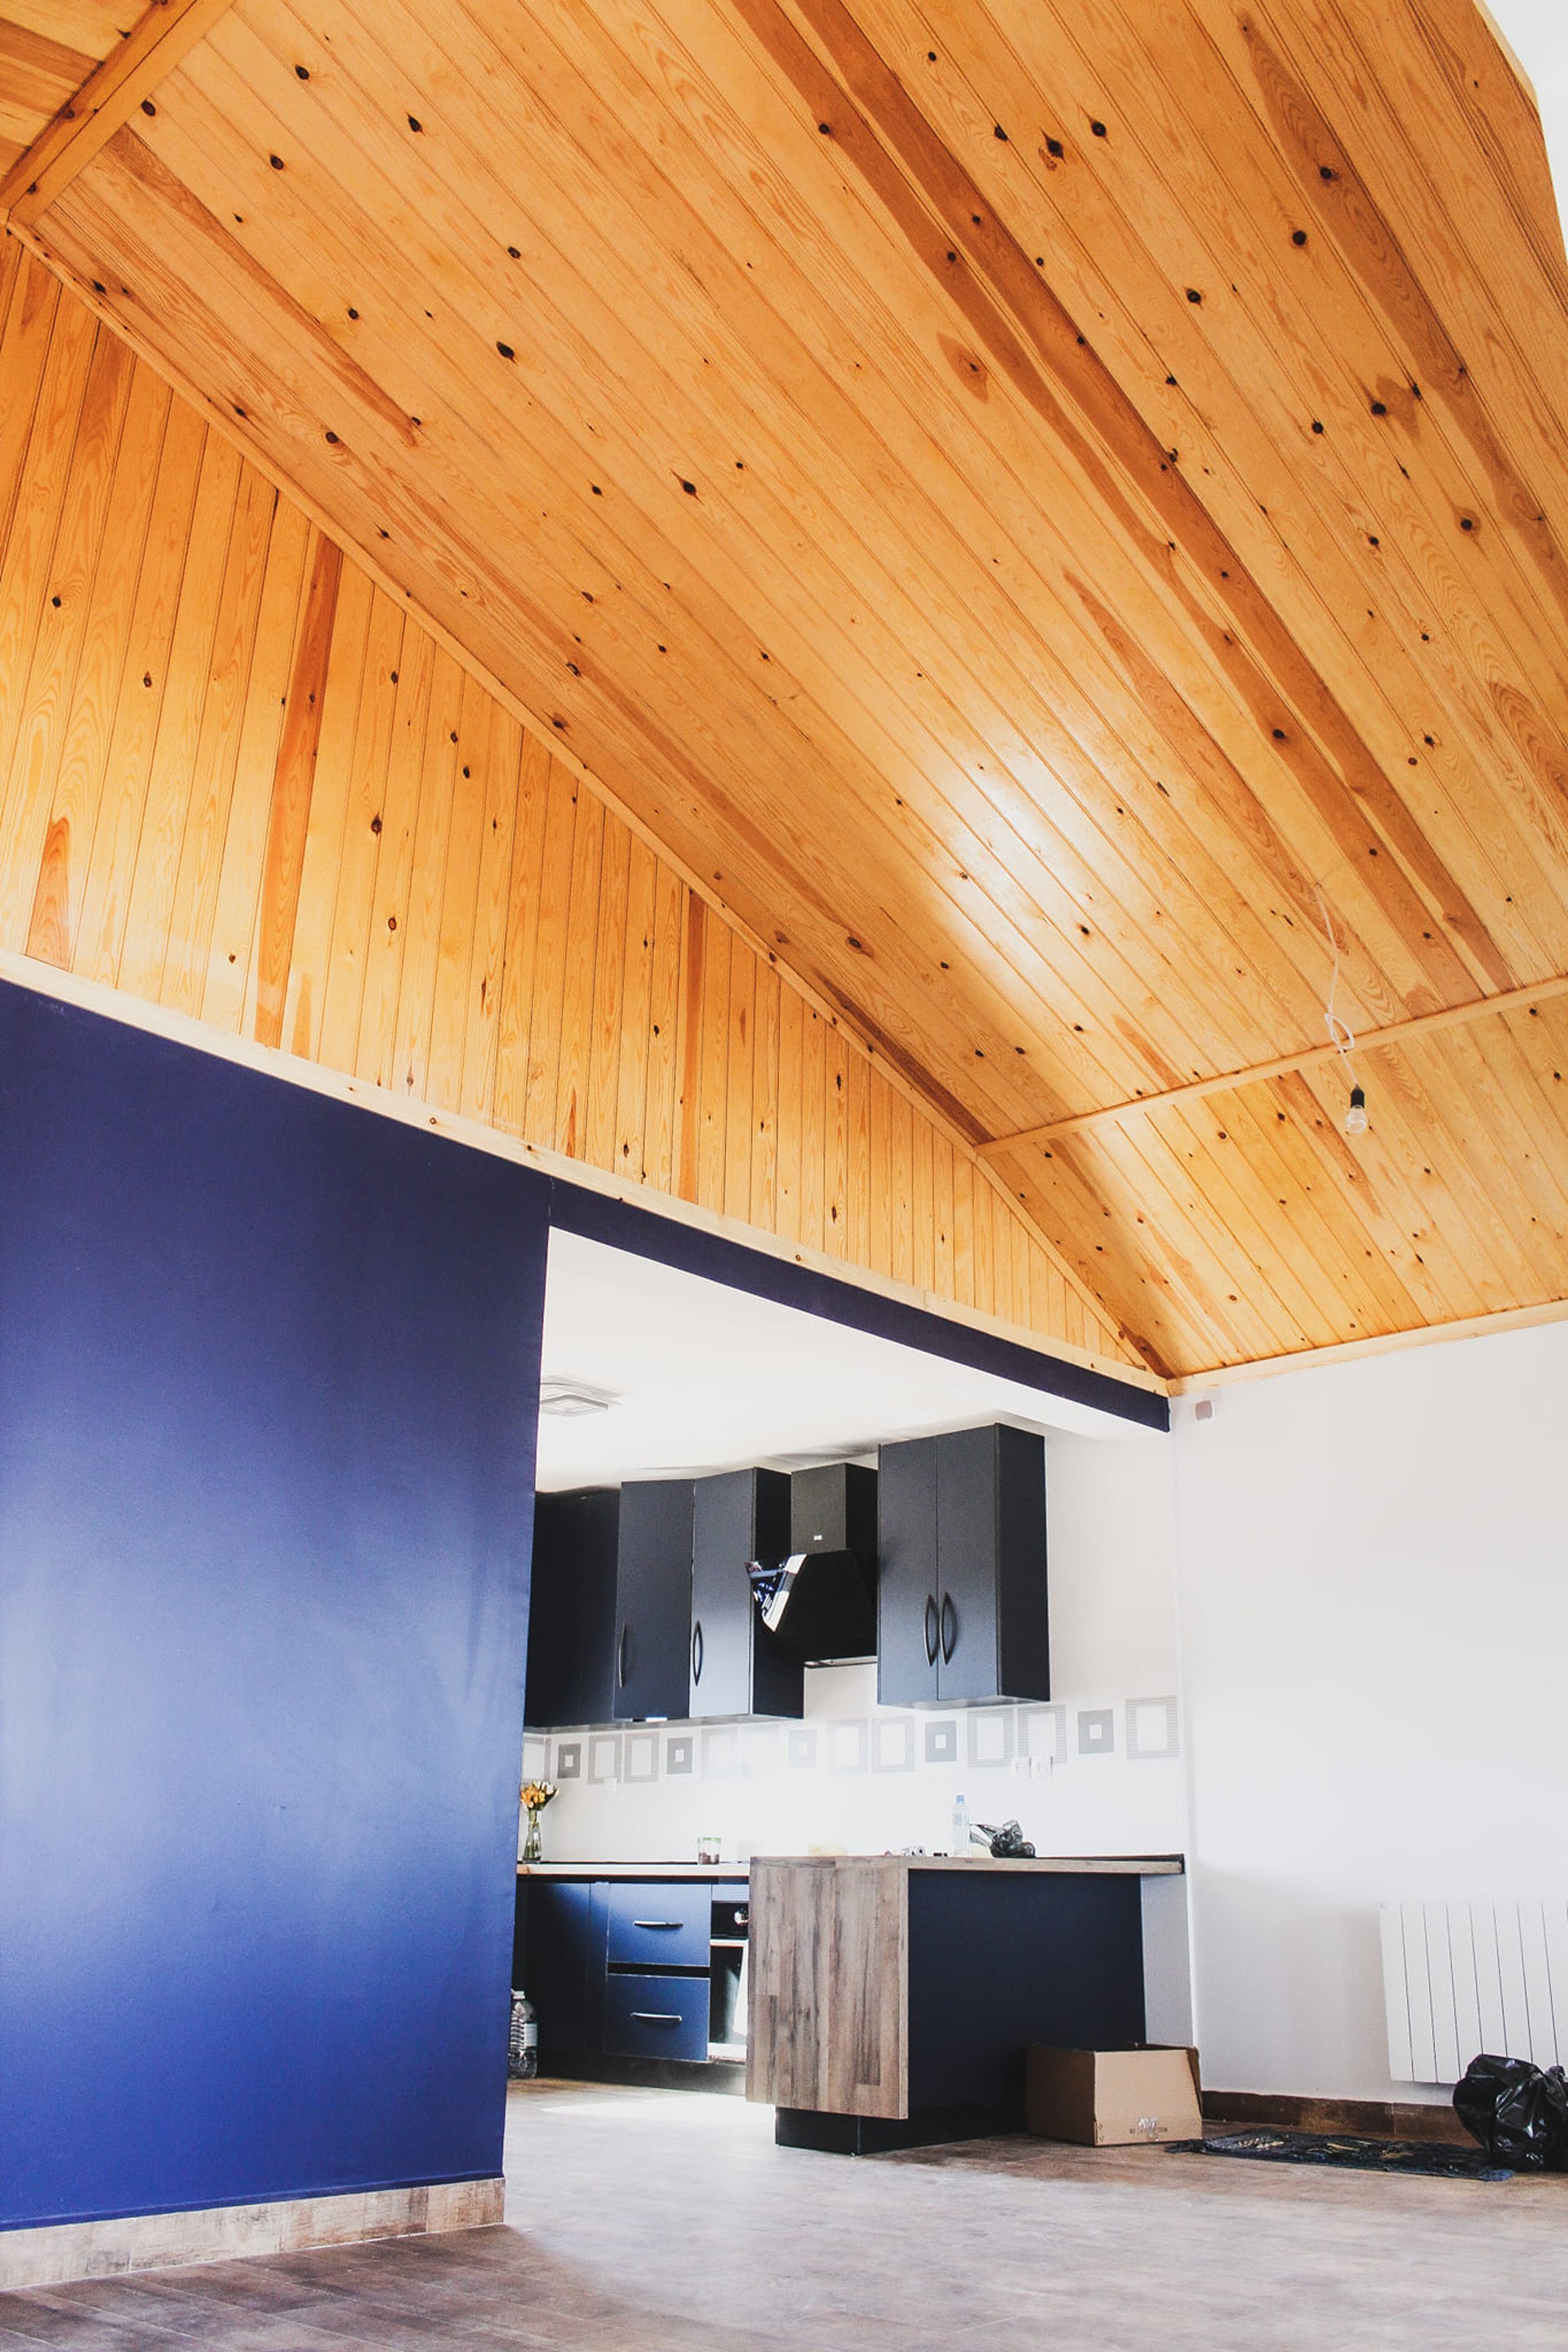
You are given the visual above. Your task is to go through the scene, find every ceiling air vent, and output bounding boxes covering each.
[538,1378,617,1418]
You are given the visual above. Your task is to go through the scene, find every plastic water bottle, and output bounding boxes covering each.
[951,1793,970,1858]
[508,1989,537,2080]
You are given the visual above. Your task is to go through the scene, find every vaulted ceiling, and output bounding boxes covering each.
[5,0,1568,1379]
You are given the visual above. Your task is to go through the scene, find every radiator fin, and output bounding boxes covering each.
[1381,1900,1568,2084]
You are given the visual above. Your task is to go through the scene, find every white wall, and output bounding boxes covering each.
[523,1430,1186,1869]
[1174,1318,1568,2103]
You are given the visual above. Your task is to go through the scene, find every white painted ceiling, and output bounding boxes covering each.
[534,1228,1158,1490]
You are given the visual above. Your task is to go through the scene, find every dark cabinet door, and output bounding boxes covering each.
[937,1424,1049,1705]
[934,1424,1001,1704]
[991,1422,1049,1704]
[524,1489,620,1729]
[690,1468,800,1720]
[524,1490,620,1729]
[612,1480,695,1720]
[880,1427,1049,1707]
[876,1437,940,1704]
[519,1877,608,2057]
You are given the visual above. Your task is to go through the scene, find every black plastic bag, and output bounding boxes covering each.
[1453,2053,1568,2169]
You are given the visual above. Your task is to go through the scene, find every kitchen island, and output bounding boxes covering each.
[747,1853,1184,2152]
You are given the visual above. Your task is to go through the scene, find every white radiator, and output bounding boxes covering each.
[1380,1900,1568,2085]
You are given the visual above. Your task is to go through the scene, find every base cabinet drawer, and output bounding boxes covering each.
[604,1880,710,1968]
[603,1971,709,2063]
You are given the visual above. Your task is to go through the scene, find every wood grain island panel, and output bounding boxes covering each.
[747,1853,1182,2150]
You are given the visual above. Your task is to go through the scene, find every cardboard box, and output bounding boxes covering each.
[1026,2044,1202,2146]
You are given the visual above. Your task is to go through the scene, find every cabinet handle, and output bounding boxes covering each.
[617,1624,629,1688]
[939,1591,957,1665]
[631,1919,682,1931]
[630,2011,682,2025]
[923,1594,939,1668]
[692,1619,704,1686]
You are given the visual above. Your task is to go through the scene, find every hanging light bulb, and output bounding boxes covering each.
[1345,1083,1368,1137]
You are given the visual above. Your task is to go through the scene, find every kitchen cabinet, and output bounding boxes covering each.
[519,1875,607,2059]
[523,1490,619,1730]
[790,1461,877,1560]
[876,1424,1049,1707]
[690,1468,800,1720]
[526,1481,696,1729]
[515,1869,749,2079]
[612,1480,696,1721]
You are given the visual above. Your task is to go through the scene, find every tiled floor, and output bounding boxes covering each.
[3,2080,1566,2349]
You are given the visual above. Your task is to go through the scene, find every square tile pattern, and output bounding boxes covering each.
[536,1696,1178,1790]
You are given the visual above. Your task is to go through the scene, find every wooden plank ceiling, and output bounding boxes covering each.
[0,238,1136,1374]
[0,5,133,177]
[5,0,1568,1379]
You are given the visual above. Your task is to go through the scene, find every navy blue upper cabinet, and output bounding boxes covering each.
[876,1437,941,1704]
[612,1480,696,1720]
[525,1490,619,1730]
[690,1468,800,1721]
[878,1425,1049,1706]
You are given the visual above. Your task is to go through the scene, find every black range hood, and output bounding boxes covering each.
[747,1548,876,1664]
[747,1462,879,1663]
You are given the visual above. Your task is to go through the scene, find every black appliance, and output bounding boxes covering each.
[746,1461,878,1662]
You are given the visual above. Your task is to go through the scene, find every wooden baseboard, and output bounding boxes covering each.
[0,2176,504,2294]
[1202,2091,1469,2146]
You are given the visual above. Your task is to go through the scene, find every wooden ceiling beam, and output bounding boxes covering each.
[979,970,1568,1153]
[0,0,238,227]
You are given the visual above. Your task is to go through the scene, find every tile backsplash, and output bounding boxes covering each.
[520,1659,1185,1864]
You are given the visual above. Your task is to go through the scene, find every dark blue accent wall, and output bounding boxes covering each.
[0,985,549,2230]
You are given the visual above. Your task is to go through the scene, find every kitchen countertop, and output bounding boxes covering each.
[755,1854,1184,1874]
[518,1855,1183,1878]
[517,1862,747,1879]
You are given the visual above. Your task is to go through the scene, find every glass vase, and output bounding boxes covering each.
[523,1806,543,1864]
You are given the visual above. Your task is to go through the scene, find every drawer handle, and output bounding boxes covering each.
[631,1918,682,1931]
[630,2011,683,2025]
[617,1624,630,1688]
[692,1619,704,1686]
[940,1591,957,1664]
[923,1593,939,1667]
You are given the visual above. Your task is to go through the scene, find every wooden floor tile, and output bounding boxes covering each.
[3,2082,1566,2350]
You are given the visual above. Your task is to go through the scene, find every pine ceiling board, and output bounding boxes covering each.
[752,0,1521,1009]
[1269,0,1568,499]
[986,0,1568,999]
[10,0,1568,1370]
[1211,1079,1442,1339]
[79,98,1152,1147]
[5,3,131,53]
[140,0,1297,1129]
[437,0,1338,1067]
[1409,0,1568,291]
[892,0,1568,994]
[993,1125,1263,1377]
[110,0,1494,1077]
[368,0,1532,1067]
[1261,1067,1486,1331]
[242,0,1316,1107]
[40,142,1054,1155]
[0,16,96,149]
[270,0,1504,1067]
